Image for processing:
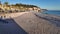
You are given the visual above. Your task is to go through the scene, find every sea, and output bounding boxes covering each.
[42,10,60,16]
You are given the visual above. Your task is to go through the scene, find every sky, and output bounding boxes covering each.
[0,0,60,10]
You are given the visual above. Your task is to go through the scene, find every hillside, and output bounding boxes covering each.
[0,2,41,13]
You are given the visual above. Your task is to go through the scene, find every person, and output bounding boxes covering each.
[4,15,6,18]
[1,16,3,19]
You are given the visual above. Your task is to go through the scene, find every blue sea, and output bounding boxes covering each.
[42,10,60,16]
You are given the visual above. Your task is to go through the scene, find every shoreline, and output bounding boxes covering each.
[34,12,60,27]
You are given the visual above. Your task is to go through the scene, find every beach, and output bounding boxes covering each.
[0,11,60,34]
[0,0,60,34]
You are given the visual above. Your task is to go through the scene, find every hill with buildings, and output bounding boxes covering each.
[0,2,41,13]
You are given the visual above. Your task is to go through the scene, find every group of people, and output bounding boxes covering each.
[0,15,6,19]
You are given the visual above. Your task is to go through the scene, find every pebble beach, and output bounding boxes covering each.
[0,11,60,34]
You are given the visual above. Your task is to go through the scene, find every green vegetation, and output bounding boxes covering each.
[4,2,8,5]
[0,1,41,13]
[15,3,38,8]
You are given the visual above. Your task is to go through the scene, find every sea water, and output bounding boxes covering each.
[42,10,60,16]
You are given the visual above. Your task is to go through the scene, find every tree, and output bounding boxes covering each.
[4,2,8,5]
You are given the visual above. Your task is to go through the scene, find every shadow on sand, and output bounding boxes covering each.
[35,14,60,27]
[0,18,28,34]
